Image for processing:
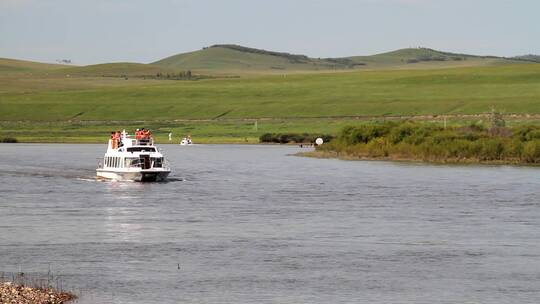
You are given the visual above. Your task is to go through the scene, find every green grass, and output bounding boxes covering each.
[1,62,540,143]
[2,64,540,121]
[0,118,361,143]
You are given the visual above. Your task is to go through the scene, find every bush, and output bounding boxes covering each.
[512,125,538,141]
[340,122,395,145]
[259,133,274,143]
[478,138,504,160]
[1,137,18,143]
[322,121,540,164]
[259,133,333,144]
[522,140,540,163]
[388,123,415,144]
[366,138,388,157]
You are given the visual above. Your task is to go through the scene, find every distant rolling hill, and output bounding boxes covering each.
[153,45,535,73]
[0,57,68,73]
[345,48,526,69]
[152,44,358,72]
[513,54,540,63]
[52,62,173,77]
[2,45,538,77]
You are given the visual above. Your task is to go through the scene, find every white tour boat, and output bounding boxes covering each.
[180,135,193,146]
[96,130,171,182]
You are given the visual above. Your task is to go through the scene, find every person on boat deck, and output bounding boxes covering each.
[137,128,149,144]
[143,129,152,139]
[110,132,116,149]
[111,131,118,149]
[111,131,121,149]
[135,129,142,140]
[116,131,123,147]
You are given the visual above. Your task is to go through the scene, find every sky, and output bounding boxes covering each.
[0,0,539,65]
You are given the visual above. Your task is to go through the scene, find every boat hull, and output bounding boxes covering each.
[96,169,170,182]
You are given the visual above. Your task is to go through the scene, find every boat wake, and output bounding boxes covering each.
[77,176,184,183]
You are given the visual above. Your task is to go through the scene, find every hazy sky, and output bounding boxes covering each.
[1,0,538,65]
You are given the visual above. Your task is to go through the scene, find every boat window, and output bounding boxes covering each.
[151,157,163,168]
[125,157,137,168]
[127,147,156,152]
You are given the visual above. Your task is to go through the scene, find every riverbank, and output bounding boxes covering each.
[299,149,534,166]
[307,120,540,165]
[0,282,75,304]
[3,115,540,144]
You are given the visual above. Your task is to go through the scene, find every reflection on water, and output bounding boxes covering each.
[1,144,540,304]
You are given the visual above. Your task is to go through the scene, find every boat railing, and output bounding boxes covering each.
[118,137,154,147]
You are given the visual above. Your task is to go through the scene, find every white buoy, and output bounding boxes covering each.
[315,138,324,146]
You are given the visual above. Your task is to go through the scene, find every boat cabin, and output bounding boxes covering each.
[100,130,166,170]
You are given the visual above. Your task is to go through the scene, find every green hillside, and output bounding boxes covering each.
[152,44,356,72]
[0,58,68,73]
[52,62,174,77]
[514,54,540,63]
[153,45,531,73]
[346,48,527,69]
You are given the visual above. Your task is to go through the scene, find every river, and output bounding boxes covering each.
[1,144,539,303]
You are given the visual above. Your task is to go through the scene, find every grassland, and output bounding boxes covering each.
[2,64,540,120]
[1,52,540,143]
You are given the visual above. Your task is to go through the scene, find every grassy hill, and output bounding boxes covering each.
[514,54,540,63]
[152,44,357,73]
[0,58,68,73]
[153,45,532,73]
[51,62,174,77]
[3,45,534,77]
[346,48,528,69]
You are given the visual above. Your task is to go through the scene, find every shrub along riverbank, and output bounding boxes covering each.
[259,133,334,144]
[311,121,540,164]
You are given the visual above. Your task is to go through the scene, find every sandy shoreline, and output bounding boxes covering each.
[0,282,75,304]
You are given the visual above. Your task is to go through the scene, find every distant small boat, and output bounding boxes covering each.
[180,136,193,146]
[96,130,171,182]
